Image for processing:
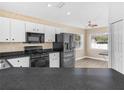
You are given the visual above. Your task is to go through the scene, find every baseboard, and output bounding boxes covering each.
[76,56,86,61]
[85,56,106,61]
[76,56,106,61]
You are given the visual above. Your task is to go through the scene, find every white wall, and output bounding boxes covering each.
[85,27,108,61]
[109,2,124,23]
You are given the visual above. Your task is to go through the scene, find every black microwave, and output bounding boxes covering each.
[26,32,44,43]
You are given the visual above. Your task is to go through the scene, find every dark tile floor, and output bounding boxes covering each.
[0,68,124,90]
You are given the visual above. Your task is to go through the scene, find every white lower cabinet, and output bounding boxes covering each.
[8,57,30,67]
[49,52,60,68]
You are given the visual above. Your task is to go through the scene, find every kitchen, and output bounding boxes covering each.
[0,16,77,68]
[0,2,124,90]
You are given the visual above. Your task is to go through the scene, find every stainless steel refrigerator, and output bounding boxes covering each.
[54,33,75,68]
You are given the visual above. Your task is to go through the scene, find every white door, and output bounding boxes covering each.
[50,26,55,42]
[111,20,123,73]
[0,17,10,42]
[10,19,26,42]
[25,22,36,32]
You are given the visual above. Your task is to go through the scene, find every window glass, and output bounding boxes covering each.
[75,34,83,49]
[90,32,108,50]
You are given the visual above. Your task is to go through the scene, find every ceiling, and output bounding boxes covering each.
[0,2,109,28]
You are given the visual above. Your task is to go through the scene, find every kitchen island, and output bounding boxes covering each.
[0,68,124,90]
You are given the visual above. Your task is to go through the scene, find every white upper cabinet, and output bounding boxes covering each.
[0,17,26,42]
[26,22,44,33]
[0,17,10,42]
[26,22,36,32]
[44,25,55,42]
[36,24,44,33]
[10,19,26,42]
[0,16,62,43]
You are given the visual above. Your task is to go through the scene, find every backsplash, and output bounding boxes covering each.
[0,43,53,53]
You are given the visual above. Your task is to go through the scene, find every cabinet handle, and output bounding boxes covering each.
[6,38,8,40]
[17,60,19,62]
[12,38,14,40]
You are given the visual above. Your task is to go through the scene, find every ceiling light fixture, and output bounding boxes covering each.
[47,4,52,7]
[67,12,71,15]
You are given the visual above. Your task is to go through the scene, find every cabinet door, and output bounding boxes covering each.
[50,26,55,42]
[49,53,60,68]
[10,19,26,42]
[25,22,36,32]
[8,58,21,67]
[54,53,60,67]
[45,25,55,42]
[44,30,49,42]
[36,24,44,33]
[20,57,30,67]
[8,57,30,67]
[44,25,51,42]
[0,17,10,42]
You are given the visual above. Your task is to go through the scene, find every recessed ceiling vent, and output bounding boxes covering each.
[56,2,65,8]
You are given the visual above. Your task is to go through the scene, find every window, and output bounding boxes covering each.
[74,34,83,49]
[90,32,108,50]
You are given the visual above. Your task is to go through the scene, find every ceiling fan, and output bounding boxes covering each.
[88,21,98,27]
[48,2,65,8]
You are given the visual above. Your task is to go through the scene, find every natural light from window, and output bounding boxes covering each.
[75,34,83,49]
[90,32,108,50]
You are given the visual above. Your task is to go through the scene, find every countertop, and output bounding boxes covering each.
[0,49,60,59]
[0,68,124,90]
